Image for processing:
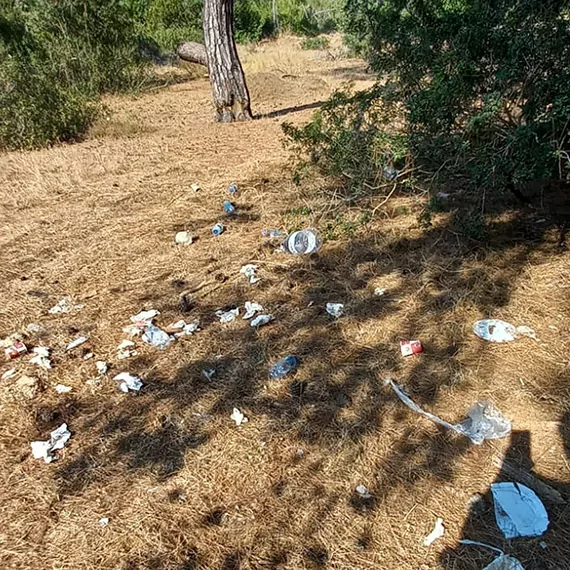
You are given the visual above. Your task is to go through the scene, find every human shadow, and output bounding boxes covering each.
[439,429,570,569]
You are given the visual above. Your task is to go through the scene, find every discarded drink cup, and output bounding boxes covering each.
[282,229,322,255]
[212,223,224,236]
[5,341,28,360]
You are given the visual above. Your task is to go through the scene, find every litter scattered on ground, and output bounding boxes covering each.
[269,356,299,379]
[382,165,398,181]
[130,309,159,328]
[191,183,200,192]
[83,352,94,360]
[240,264,260,284]
[66,336,88,351]
[460,540,525,570]
[168,320,186,330]
[385,378,511,444]
[216,308,239,323]
[1,368,16,380]
[261,229,283,238]
[250,314,274,327]
[173,320,200,337]
[227,183,238,195]
[326,303,344,318]
[243,301,264,319]
[48,298,84,314]
[491,482,549,539]
[55,384,72,394]
[26,323,41,333]
[223,200,236,215]
[202,369,216,381]
[282,229,322,255]
[231,407,248,426]
[15,375,37,399]
[142,323,174,349]
[355,485,371,499]
[374,287,387,296]
[175,231,193,245]
[96,361,108,375]
[212,223,224,236]
[473,320,539,343]
[113,373,143,393]
[400,340,423,356]
[117,340,137,360]
[5,341,28,360]
[30,347,52,370]
[31,423,71,463]
[122,324,143,337]
[99,517,110,527]
[437,192,450,199]
[423,517,445,546]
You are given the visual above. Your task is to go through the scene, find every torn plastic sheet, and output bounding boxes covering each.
[130,309,159,327]
[460,540,525,570]
[142,323,174,349]
[113,373,143,393]
[385,378,511,444]
[31,423,71,463]
[491,482,549,539]
[117,339,137,360]
[473,320,538,343]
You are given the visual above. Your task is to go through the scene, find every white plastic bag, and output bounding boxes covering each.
[473,320,538,342]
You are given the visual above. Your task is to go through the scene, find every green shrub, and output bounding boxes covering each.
[301,35,330,50]
[291,0,570,202]
[0,0,148,149]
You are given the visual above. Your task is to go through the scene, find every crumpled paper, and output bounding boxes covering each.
[31,423,71,463]
[216,308,239,323]
[113,373,143,393]
[142,323,173,349]
[30,347,52,370]
[424,517,445,546]
[243,301,263,320]
[231,407,248,426]
[240,264,260,284]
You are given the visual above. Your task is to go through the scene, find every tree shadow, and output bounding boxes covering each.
[50,181,568,567]
[256,101,325,120]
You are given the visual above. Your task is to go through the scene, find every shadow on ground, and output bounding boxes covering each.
[52,181,569,569]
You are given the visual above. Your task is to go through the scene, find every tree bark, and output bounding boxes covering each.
[203,0,252,122]
[176,41,208,67]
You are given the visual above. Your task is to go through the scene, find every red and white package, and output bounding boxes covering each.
[400,340,423,357]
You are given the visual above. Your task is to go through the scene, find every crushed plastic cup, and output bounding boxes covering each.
[473,319,538,342]
[212,223,224,236]
[326,303,344,318]
[282,229,322,255]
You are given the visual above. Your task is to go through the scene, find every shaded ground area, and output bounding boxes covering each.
[0,36,569,570]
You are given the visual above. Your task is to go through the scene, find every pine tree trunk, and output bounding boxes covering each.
[203,0,252,122]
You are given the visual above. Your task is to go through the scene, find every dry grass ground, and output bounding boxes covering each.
[0,36,569,570]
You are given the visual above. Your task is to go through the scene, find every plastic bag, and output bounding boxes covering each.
[460,541,525,570]
[142,324,173,349]
[385,378,511,444]
[473,320,538,342]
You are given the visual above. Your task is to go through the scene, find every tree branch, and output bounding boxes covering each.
[176,42,208,67]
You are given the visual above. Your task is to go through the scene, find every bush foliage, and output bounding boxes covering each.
[0,0,341,149]
[289,0,570,197]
